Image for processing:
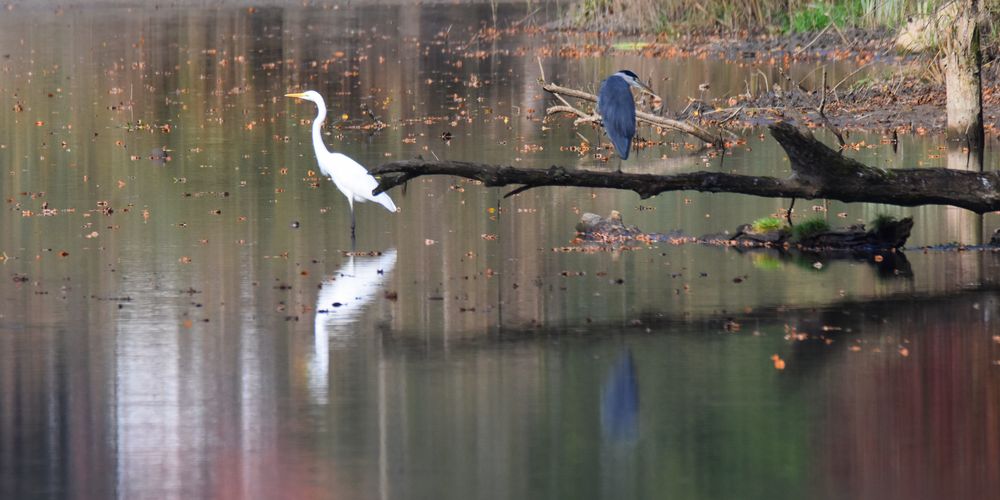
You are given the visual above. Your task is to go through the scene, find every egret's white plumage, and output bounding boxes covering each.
[285,90,396,237]
[322,151,397,213]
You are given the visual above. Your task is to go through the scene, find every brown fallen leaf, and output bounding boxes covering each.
[770,354,786,370]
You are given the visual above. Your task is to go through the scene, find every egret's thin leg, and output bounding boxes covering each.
[349,198,356,241]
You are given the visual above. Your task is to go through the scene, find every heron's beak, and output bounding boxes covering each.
[633,81,658,98]
[285,92,307,99]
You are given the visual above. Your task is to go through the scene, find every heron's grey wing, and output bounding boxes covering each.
[597,77,637,160]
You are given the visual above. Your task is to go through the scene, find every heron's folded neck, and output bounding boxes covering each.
[311,104,329,157]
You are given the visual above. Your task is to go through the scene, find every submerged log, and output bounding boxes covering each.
[756,123,998,212]
[370,121,1000,214]
[741,218,913,250]
[576,212,914,251]
[572,211,915,277]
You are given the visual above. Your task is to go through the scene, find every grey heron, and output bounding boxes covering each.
[597,70,656,172]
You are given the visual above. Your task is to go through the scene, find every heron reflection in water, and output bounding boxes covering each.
[601,348,639,443]
[309,249,397,402]
[600,349,641,500]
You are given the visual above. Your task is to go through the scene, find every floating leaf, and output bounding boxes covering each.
[770,354,786,370]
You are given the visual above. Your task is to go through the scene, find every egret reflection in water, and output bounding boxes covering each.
[310,249,397,401]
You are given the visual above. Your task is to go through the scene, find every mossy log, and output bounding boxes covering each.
[576,212,913,251]
[370,121,1000,214]
[733,218,914,250]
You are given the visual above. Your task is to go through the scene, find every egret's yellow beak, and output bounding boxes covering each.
[285,92,307,99]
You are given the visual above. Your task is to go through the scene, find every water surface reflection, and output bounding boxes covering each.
[312,249,397,403]
[0,2,998,500]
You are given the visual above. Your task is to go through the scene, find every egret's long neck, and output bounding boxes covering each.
[311,102,329,157]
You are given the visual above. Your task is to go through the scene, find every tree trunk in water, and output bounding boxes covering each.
[944,0,985,243]
[944,0,984,163]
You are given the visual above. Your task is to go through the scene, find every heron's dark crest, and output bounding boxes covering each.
[616,69,639,80]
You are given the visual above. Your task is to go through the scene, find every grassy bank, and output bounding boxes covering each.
[568,0,941,34]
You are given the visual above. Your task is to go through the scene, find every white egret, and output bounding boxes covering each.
[285,90,397,240]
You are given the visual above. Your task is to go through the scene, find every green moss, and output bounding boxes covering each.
[751,253,783,270]
[751,216,786,233]
[791,217,831,241]
[870,214,898,232]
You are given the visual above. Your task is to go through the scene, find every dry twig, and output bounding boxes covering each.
[541,82,724,146]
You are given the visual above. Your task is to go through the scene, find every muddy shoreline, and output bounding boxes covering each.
[691,30,988,135]
[539,27,999,135]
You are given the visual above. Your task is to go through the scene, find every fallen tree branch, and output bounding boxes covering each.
[546,104,601,126]
[771,122,1000,211]
[541,82,724,146]
[816,67,846,148]
[372,159,801,199]
[370,121,1000,213]
[777,66,846,148]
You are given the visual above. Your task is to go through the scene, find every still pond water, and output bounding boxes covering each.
[2,2,1000,499]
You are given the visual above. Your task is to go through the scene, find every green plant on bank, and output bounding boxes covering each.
[791,217,831,241]
[786,1,867,33]
[870,214,898,231]
[751,216,786,233]
[846,75,879,92]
